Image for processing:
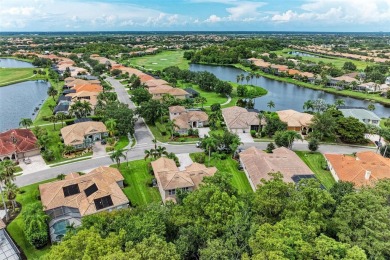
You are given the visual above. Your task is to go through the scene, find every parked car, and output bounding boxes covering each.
[23,158,31,164]
[196,141,201,148]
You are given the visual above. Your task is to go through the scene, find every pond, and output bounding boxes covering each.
[0,58,35,68]
[288,51,320,58]
[0,80,49,131]
[189,64,390,118]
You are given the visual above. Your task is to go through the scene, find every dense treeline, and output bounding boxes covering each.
[188,39,284,64]
[44,172,390,259]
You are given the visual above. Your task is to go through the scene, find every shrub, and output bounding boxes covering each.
[156,122,167,135]
[161,115,169,123]
[42,149,55,162]
[193,153,206,164]
[106,146,115,152]
[266,142,275,153]
[308,138,319,152]
[193,129,199,137]
[173,132,180,138]
[23,203,49,249]
[250,130,257,137]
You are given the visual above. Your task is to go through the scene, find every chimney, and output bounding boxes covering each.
[365,170,371,180]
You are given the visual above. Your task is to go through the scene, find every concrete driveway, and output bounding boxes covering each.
[176,153,193,171]
[365,134,387,147]
[92,143,107,158]
[198,127,210,138]
[18,155,49,174]
[238,132,254,143]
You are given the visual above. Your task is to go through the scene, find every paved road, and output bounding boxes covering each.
[15,141,374,187]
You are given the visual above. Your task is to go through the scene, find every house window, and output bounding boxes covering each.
[168,189,176,195]
[181,187,189,192]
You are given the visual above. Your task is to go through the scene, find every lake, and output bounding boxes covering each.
[0,58,34,68]
[0,58,49,131]
[288,51,319,58]
[189,64,390,118]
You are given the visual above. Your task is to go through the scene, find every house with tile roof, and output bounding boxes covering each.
[239,146,315,191]
[339,108,381,126]
[276,109,313,135]
[324,151,390,187]
[60,122,108,150]
[222,106,264,133]
[151,157,217,202]
[169,106,208,135]
[39,167,128,242]
[149,85,189,100]
[0,129,39,161]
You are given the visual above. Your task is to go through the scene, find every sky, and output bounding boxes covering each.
[1,0,390,32]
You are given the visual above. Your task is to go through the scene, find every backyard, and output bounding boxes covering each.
[127,50,189,71]
[7,180,53,259]
[114,160,161,207]
[296,151,336,189]
[190,153,253,194]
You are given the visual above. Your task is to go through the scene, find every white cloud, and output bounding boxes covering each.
[271,0,390,24]
[205,15,222,23]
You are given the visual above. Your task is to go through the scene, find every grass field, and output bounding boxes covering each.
[128,51,189,71]
[34,78,63,125]
[7,180,53,259]
[275,48,374,70]
[114,136,130,150]
[0,68,36,86]
[177,81,228,106]
[114,161,161,207]
[296,151,336,189]
[190,153,253,194]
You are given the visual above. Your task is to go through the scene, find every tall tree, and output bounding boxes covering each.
[19,118,33,129]
[267,100,275,111]
[105,118,117,137]
[110,148,127,168]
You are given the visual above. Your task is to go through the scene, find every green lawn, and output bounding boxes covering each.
[296,151,336,189]
[114,161,161,207]
[0,68,36,86]
[34,78,64,125]
[7,180,54,259]
[127,50,189,70]
[149,123,200,143]
[275,48,375,70]
[190,153,253,194]
[177,81,228,106]
[380,118,389,129]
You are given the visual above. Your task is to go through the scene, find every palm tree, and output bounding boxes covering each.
[167,120,179,140]
[66,222,77,235]
[249,72,254,84]
[0,160,16,185]
[47,86,58,100]
[367,102,375,111]
[258,112,265,133]
[152,138,158,150]
[19,118,33,129]
[302,100,314,111]
[57,112,67,127]
[156,146,168,157]
[285,131,303,149]
[105,118,117,137]
[144,149,154,160]
[245,75,250,85]
[49,115,58,130]
[334,99,345,108]
[0,166,9,221]
[267,100,275,111]
[81,101,92,117]
[110,148,127,168]
[255,73,260,85]
[4,182,19,211]
[203,136,217,166]
[236,75,240,84]
[240,74,245,84]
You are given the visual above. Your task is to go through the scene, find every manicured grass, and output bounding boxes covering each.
[380,119,389,129]
[275,48,375,70]
[148,124,171,143]
[114,136,130,150]
[177,81,228,106]
[296,151,336,190]
[0,68,36,86]
[34,78,64,125]
[190,153,253,194]
[114,160,161,207]
[127,51,189,70]
[7,180,54,259]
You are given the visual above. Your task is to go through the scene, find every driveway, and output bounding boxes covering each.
[365,134,387,147]
[238,132,254,143]
[176,153,193,171]
[92,143,107,158]
[198,127,210,138]
[18,155,49,175]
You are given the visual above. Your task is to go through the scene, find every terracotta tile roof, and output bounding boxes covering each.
[66,91,99,107]
[288,69,300,75]
[60,122,107,146]
[39,167,128,216]
[72,84,103,93]
[240,146,314,188]
[0,129,38,156]
[152,157,217,191]
[172,110,208,130]
[144,79,170,88]
[149,86,189,97]
[222,106,263,129]
[276,110,313,128]
[324,151,390,187]
[139,74,155,83]
[169,106,186,113]
[332,75,357,83]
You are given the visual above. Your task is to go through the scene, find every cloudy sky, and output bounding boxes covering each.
[1,0,390,32]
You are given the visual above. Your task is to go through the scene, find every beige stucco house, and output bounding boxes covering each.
[169,106,209,135]
[60,121,108,150]
[276,109,313,135]
[222,106,264,133]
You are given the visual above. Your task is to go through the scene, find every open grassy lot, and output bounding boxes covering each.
[114,160,161,207]
[0,68,36,86]
[177,81,228,106]
[114,136,130,150]
[7,180,54,259]
[275,48,374,70]
[296,151,336,189]
[128,51,189,70]
[190,153,253,194]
